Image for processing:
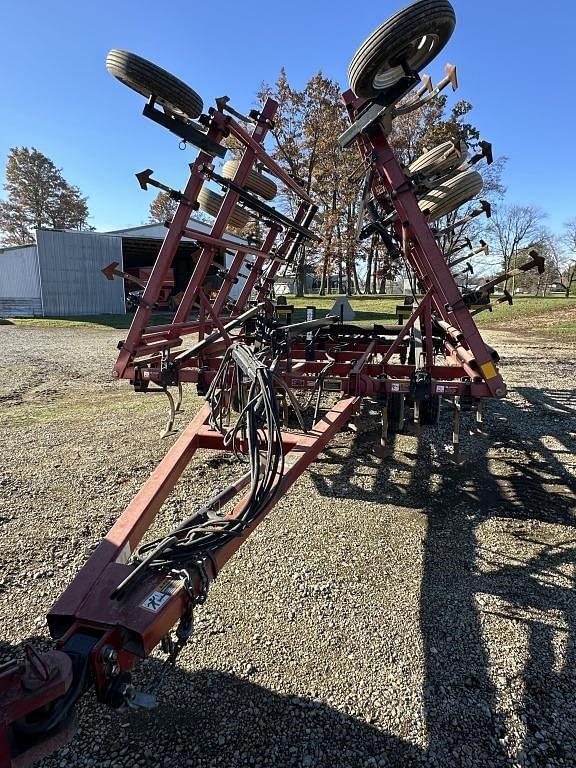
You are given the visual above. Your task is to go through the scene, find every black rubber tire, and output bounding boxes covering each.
[348,0,456,99]
[197,187,250,230]
[387,393,405,433]
[106,49,203,120]
[409,140,468,178]
[221,160,278,201]
[418,170,483,221]
[419,395,441,425]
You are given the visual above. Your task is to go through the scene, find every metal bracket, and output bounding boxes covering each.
[142,102,227,158]
[338,70,420,148]
[470,140,493,166]
[215,95,260,125]
[395,64,458,117]
[206,169,321,242]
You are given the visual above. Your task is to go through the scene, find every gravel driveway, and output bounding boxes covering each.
[1,326,575,768]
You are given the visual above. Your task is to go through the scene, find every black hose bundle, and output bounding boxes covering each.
[133,343,284,572]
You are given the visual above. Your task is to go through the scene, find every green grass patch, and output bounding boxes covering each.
[288,295,400,325]
[538,320,576,338]
[473,297,576,326]
[287,294,576,339]
[3,296,575,337]
[0,313,174,330]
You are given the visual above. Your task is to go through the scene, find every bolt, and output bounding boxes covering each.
[101,646,118,663]
[109,661,121,677]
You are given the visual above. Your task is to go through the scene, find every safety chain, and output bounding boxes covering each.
[149,559,212,692]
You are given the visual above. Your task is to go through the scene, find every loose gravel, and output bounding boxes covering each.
[1,326,575,768]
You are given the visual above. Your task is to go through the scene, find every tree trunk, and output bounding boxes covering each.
[344,206,353,296]
[319,259,327,296]
[295,245,306,297]
[352,259,362,295]
[319,230,333,296]
[565,265,576,297]
[365,241,373,295]
[345,255,352,296]
[364,248,373,294]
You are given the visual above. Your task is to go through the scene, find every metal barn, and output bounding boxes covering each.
[0,221,245,317]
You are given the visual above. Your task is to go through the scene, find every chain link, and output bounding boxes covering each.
[148,559,211,692]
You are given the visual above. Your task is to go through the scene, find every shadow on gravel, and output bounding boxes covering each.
[0,654,427,767]
[113,667,425,768]
[0,636,53,664]
[307,387,576,766]
[5,389,576,768]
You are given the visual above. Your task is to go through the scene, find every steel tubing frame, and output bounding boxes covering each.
[341,89,507,399]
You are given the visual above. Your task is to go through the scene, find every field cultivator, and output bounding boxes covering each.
[1,1,544,765]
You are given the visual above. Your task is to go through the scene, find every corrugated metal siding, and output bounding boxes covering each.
[36,230,125,316]
[0,297,43,316]
[0,245,42,316]
[107,220,248,246]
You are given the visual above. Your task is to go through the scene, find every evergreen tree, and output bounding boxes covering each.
[0,147,91,245]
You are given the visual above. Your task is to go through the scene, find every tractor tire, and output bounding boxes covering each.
[348,0,456,99]
[418,170,483,222]
[409,140,468,178]
[419,395,441,425]
[197,186,251,230]
[106,49,203,120]
[387,393,405,433]
[221,160,278,201]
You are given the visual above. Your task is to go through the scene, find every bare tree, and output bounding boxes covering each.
[259,70,361,296]
[560,219,576,297]
[485,204,548,289]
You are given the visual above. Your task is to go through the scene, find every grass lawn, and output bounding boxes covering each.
[289,295,576,338]
[472,296,576,326]
[1,296,575,338]
[0,313,172,330]
[289,295,399,324]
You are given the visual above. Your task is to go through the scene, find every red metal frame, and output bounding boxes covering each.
[1,65,514,768]
[338,89,507,399]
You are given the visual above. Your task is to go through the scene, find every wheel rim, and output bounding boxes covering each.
[372,33,440,90]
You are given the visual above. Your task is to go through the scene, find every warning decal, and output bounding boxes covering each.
[480,361,498,380]
[141,591,171,613]
[140,577,180,613]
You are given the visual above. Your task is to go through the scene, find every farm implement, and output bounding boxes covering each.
[0,1,544,765]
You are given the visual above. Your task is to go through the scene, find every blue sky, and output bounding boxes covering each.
[0,0,573,235]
